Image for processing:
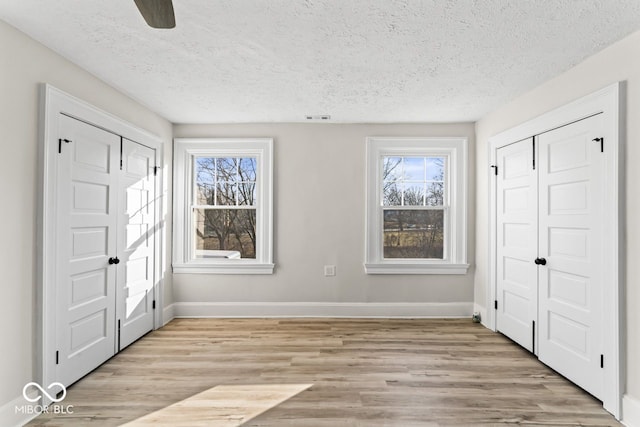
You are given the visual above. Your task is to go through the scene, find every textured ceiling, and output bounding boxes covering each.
[1,1,639,123]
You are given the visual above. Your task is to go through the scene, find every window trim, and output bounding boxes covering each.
[173,138,274,274]
[364,137,469,274]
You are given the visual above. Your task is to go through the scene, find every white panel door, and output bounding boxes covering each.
[495,137,538,352]
[56,115,119,386]
[537,114,605,398]
[117,138,156,350]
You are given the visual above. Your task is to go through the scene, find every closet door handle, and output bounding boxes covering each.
[534,257,547,266]
[108,257,120,265]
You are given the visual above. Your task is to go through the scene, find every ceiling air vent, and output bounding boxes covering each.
[305,115,331,120]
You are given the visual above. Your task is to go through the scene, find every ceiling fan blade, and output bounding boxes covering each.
[134,0,176,29]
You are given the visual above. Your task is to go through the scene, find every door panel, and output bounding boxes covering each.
[56,115,119,386]
[495,137,538,352]
[537,114,604,399]
[117,138,156,350]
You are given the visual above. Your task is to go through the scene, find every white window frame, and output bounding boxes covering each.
[173,138,274,274]
[365,137,468,274]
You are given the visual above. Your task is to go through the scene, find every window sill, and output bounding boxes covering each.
[173,262,275,275]
[364,262,469,275]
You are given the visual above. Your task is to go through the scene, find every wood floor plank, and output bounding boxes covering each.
[28,318,620,426]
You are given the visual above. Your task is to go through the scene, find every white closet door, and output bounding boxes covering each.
[117,138,156,350]
[495,137,538,352]
[537,114,605,398]
[55,115,119,386]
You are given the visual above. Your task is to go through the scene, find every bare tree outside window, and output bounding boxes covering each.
[382,156,445,259]
[193,157,257,258]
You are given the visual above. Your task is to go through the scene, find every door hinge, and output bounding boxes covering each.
[494,300,498,310]
[532,138,536,170]
[152,300,156,310]
[601,354,604,368]
[593,137,604,153]
[58,138,71,154]
[491,165,498,176]
[153,166,158,176]
[532,320,536,353]
[117,319,121,352]
[55,350,59,365]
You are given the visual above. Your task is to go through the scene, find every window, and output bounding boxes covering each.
[173,138,273,274]
[365,137,468,274]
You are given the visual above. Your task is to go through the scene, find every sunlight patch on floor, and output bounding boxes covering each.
[120,383,312,426]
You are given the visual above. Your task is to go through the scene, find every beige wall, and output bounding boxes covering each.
[0,20,173,408]
[475,30,640,402]
[173,123,475,306]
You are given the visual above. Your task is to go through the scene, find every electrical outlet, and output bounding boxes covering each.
[324,265,336,276]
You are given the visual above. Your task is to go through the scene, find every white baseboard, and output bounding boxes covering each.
[162,303,176,326]
[623,394,640,427]
[170,301,473,318]
[0,394,39,427]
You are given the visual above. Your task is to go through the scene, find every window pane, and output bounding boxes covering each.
[195,183,215,205]
[215,182,236,205]
[238,182,256,206]
[195,158,216,183]
[383,210,444,259]
[194,208,256,259]
[239,158,257,181]
[426,182,444,206]
[426,157,445,181]
[403,157,425,181]
[382,157,402,182]
[195,158,216,205]
[403,183,425,206]
[383,181,402,206]
[216,158,238,181]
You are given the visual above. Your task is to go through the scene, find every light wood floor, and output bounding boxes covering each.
[29,318,620,426]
